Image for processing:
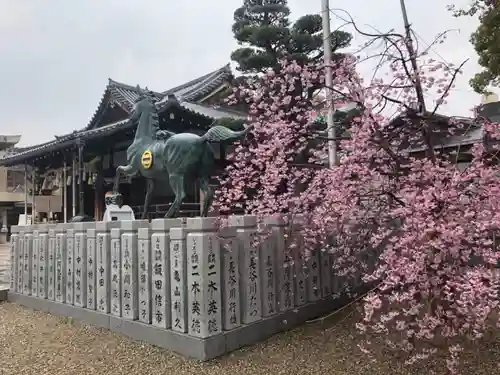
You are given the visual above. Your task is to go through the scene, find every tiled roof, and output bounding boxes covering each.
[161,64,232,101]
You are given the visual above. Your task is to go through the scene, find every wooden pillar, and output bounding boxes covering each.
[24,163,28,220]
[63,160,67,223]
[32,166,36,224]
[72,156,76,217]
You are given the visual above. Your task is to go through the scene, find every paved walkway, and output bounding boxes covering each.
[0,243,10,290]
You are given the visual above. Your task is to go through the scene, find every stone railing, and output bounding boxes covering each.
[7,216,365,360]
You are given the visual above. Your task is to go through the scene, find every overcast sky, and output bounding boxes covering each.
[0,0,482,146]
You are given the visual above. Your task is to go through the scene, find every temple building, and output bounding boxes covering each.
[0,65,245,224]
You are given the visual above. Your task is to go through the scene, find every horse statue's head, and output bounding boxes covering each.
[131,85,157,121]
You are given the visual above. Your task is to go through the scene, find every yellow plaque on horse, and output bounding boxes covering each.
[141,150,153,169]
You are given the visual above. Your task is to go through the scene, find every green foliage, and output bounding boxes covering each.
[231,0,352,73]
[449,1,500,93]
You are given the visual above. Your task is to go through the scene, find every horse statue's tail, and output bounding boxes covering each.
[200,125,253,143]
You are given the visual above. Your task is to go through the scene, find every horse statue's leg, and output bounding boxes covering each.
[165,174,185,218]
[141,179,155,220]
[199,177,213,217]
[113,165,137,192]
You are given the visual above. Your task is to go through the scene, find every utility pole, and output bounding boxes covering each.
[399,0,426,114]
[321,0,337,167]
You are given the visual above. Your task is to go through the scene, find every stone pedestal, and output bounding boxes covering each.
[47,226,57,300]
[37,224,52,299]
[170,225,189,333]
[150,218,181,328]
[186,217,222,338]
[86,227,97,309]
[74,223,94,307]
[231,216,262,322]
[120,220,149,321]
[95,222,120,314]
[9,226,20,292]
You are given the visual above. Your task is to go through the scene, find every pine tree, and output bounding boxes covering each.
[231,0,352,73]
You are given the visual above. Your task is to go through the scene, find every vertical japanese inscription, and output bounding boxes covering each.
[23,233,33,295]
[320,249,332,297]
[86,230,97,310]
[138,234,151,324]
[170,236,186,333]
[66,230,75,304]
[38,232,49,299]
[221,236,241,330]
[10,232,19,292]
[31,232,39,297]
[74,230,87,307]
[293,248,307,306]
[17,233,24,293]
[241,231,261,323]
[306,249,321,301]
[110,231,121,316]
[151,234,169,327]
[55,232,66,302]
[47,231,55,300]
[188,236,202,336]
[187,234,222,337]
[260,239,276,317]
[96,233,110,313]
[121,232,138,320]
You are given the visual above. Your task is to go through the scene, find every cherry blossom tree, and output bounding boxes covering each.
[213,11,500,374]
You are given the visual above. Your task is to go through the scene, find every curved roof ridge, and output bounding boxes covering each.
[162,64,231,96]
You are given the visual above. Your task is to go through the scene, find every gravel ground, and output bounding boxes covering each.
[0,302,499,375]
[0,244,498,374]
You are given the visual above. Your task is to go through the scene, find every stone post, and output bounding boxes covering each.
[22,226,34,295]
[138,227,151,324]
[230,216,262,322]
[95,222,120,314]
[149,218,181,328]
[74,222,94,307]
[290,216,307,307]
[31,225,39,297]
[120,220,149,321]
[320,248,332,298]
[306,249,321,302]
[86,226,97,309]
[55,224,68,303]
[170,225,188,333]
[220,218,244,330]
[37,224,51,299]
[17,228,25,293]
[9,226,20,292]
[110,227,122,317]
[65,225,76,304]
[47,226,57,300]
[186,217,222,338]
[266,216,295,312]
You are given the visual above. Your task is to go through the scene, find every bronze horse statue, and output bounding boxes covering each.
[112,86,250,219]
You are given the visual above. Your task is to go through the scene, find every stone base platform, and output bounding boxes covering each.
[8,291,348,360]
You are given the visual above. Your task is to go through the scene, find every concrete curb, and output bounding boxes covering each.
[8,291,350,360]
